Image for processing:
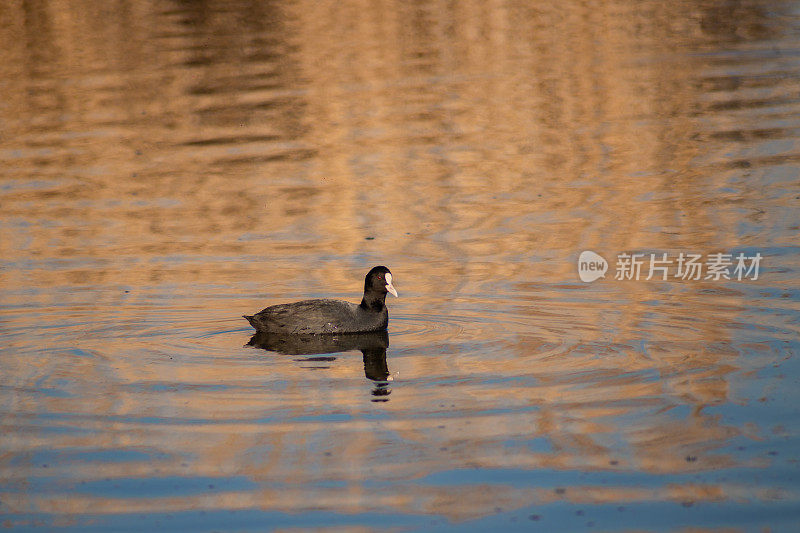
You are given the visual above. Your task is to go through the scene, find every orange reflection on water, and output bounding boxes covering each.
[1,0,799,529]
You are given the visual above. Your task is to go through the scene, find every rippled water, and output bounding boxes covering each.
[2,0,800,530]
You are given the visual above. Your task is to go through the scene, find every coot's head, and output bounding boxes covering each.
[365,266,398,298]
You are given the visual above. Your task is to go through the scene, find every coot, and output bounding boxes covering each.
[243,266,398,334]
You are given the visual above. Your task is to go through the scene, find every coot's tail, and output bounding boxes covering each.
[243,315,259,329]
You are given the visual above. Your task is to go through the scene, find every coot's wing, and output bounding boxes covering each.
[249,299,358,334]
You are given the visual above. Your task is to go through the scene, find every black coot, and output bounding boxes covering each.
[243,266,398,334]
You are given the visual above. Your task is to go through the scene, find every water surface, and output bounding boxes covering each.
[1,0,800,530]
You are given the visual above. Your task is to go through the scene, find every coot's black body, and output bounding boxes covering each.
[244,266,398,335]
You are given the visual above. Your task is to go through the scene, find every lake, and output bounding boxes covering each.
[1,0,799,530]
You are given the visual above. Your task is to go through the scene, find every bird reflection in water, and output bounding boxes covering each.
[246,330,392,400]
